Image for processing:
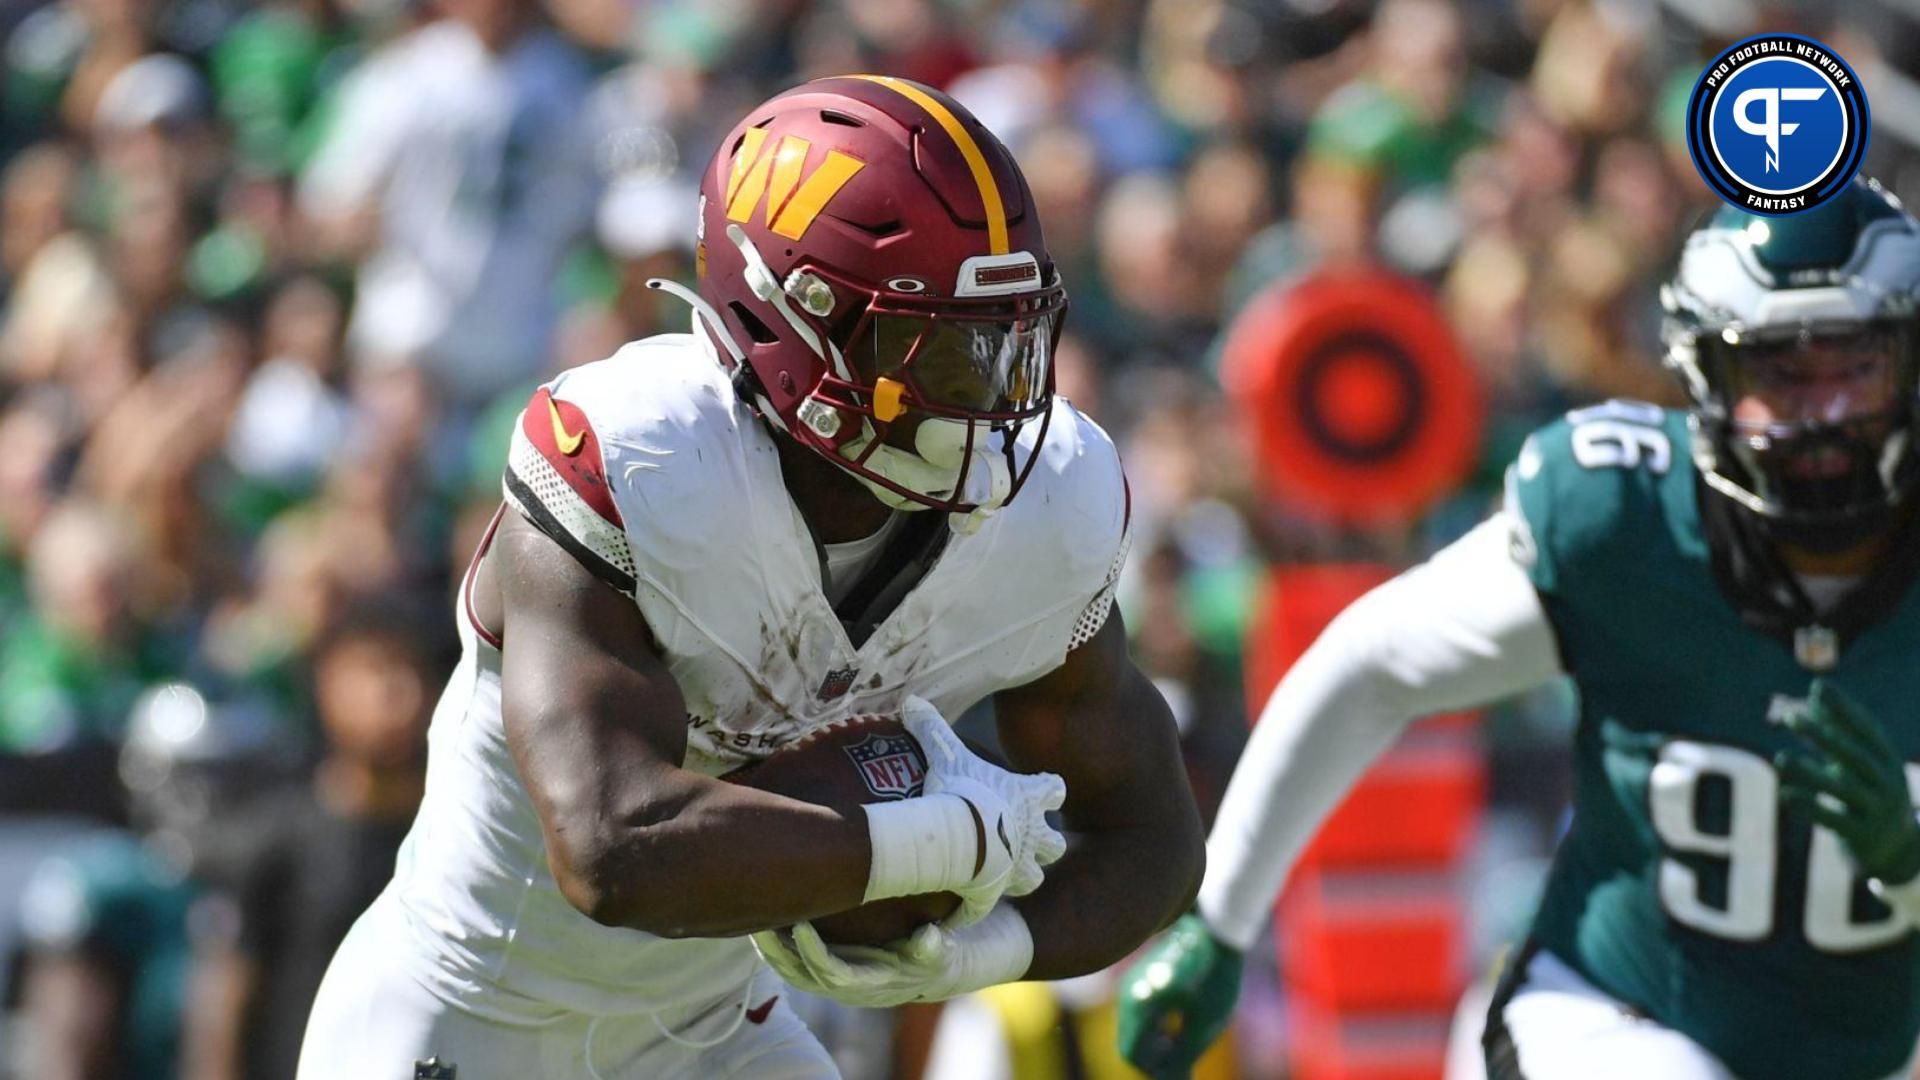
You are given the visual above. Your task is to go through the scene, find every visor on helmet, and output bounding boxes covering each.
[761,260,1067,515]
[844,299,1059,420]
[1691,320,1920,543]
[1718,326,1904,435]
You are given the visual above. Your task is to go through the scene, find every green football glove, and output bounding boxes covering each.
[1116,913,1243,1080]
[1777,679,1920,885]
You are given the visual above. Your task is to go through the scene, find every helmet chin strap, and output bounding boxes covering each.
[843,419,1013,534]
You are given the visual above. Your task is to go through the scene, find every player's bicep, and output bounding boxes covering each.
[496,513,688,842]
[1362,512,1565,709]
[994,608,1190,831]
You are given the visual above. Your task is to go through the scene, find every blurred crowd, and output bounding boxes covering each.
[4,0,1920,1076]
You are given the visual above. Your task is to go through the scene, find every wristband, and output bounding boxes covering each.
[862,794,980,903]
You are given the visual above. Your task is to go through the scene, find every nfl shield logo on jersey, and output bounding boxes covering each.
[816,666,860,701]
[843,732,927,799]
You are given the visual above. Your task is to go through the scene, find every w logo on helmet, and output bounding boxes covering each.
[725,129,866,241]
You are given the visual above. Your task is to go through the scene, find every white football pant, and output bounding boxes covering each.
[296,896,839,1079]
[1470,948,1914,1080]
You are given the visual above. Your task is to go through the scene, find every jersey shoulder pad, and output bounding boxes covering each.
[1008,399,1132,645]
[1504,400,1692,596]
[503,335,741,592]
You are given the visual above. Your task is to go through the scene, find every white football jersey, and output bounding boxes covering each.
[383,333,1130,1020]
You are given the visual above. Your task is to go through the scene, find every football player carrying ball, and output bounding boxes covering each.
[298,76,1203,1079]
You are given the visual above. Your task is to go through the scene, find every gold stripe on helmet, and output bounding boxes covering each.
[847,75,1009,255]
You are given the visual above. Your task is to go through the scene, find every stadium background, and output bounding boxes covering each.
[0,0,1914,1076]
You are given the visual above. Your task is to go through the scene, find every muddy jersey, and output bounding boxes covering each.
[383,333,1129,1018]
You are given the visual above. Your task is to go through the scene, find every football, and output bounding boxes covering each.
[725,715,963,946]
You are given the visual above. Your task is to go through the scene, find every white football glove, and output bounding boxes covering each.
[900,696,1067,926]
[752,903,1034,1008]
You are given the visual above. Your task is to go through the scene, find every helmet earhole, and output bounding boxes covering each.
[778,371,795,393]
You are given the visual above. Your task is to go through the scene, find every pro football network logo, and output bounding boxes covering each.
[1686,34,1869,216]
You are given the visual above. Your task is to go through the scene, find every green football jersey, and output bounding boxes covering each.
[1509,401,1920,1080]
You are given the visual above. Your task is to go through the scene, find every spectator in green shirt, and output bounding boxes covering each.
[0,499,175,756]
[1304,0,1498,194]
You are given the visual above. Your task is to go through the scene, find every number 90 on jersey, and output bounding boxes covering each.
[1651,739,1920,952]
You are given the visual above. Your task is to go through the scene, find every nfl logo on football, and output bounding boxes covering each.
[842,733,927,800]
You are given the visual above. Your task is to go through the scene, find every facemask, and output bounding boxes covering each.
[843,418,1012,533]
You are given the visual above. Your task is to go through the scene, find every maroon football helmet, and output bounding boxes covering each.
[674,75,1067,519]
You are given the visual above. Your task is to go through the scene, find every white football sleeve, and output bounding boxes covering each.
[1197,513,1566,950]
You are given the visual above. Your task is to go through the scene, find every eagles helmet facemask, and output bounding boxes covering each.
[1662,177,1920,553]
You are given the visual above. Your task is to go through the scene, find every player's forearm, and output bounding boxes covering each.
[1199,516,1562,949]
[986,613,1206,980]
[1013,815,1205,980]
[550,766,874,937]
[1198,633,1422,949]
[499,556,884,936]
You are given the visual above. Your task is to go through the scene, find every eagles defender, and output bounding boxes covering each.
[297,77,1204,1078]
[1118,177,1920,1080]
